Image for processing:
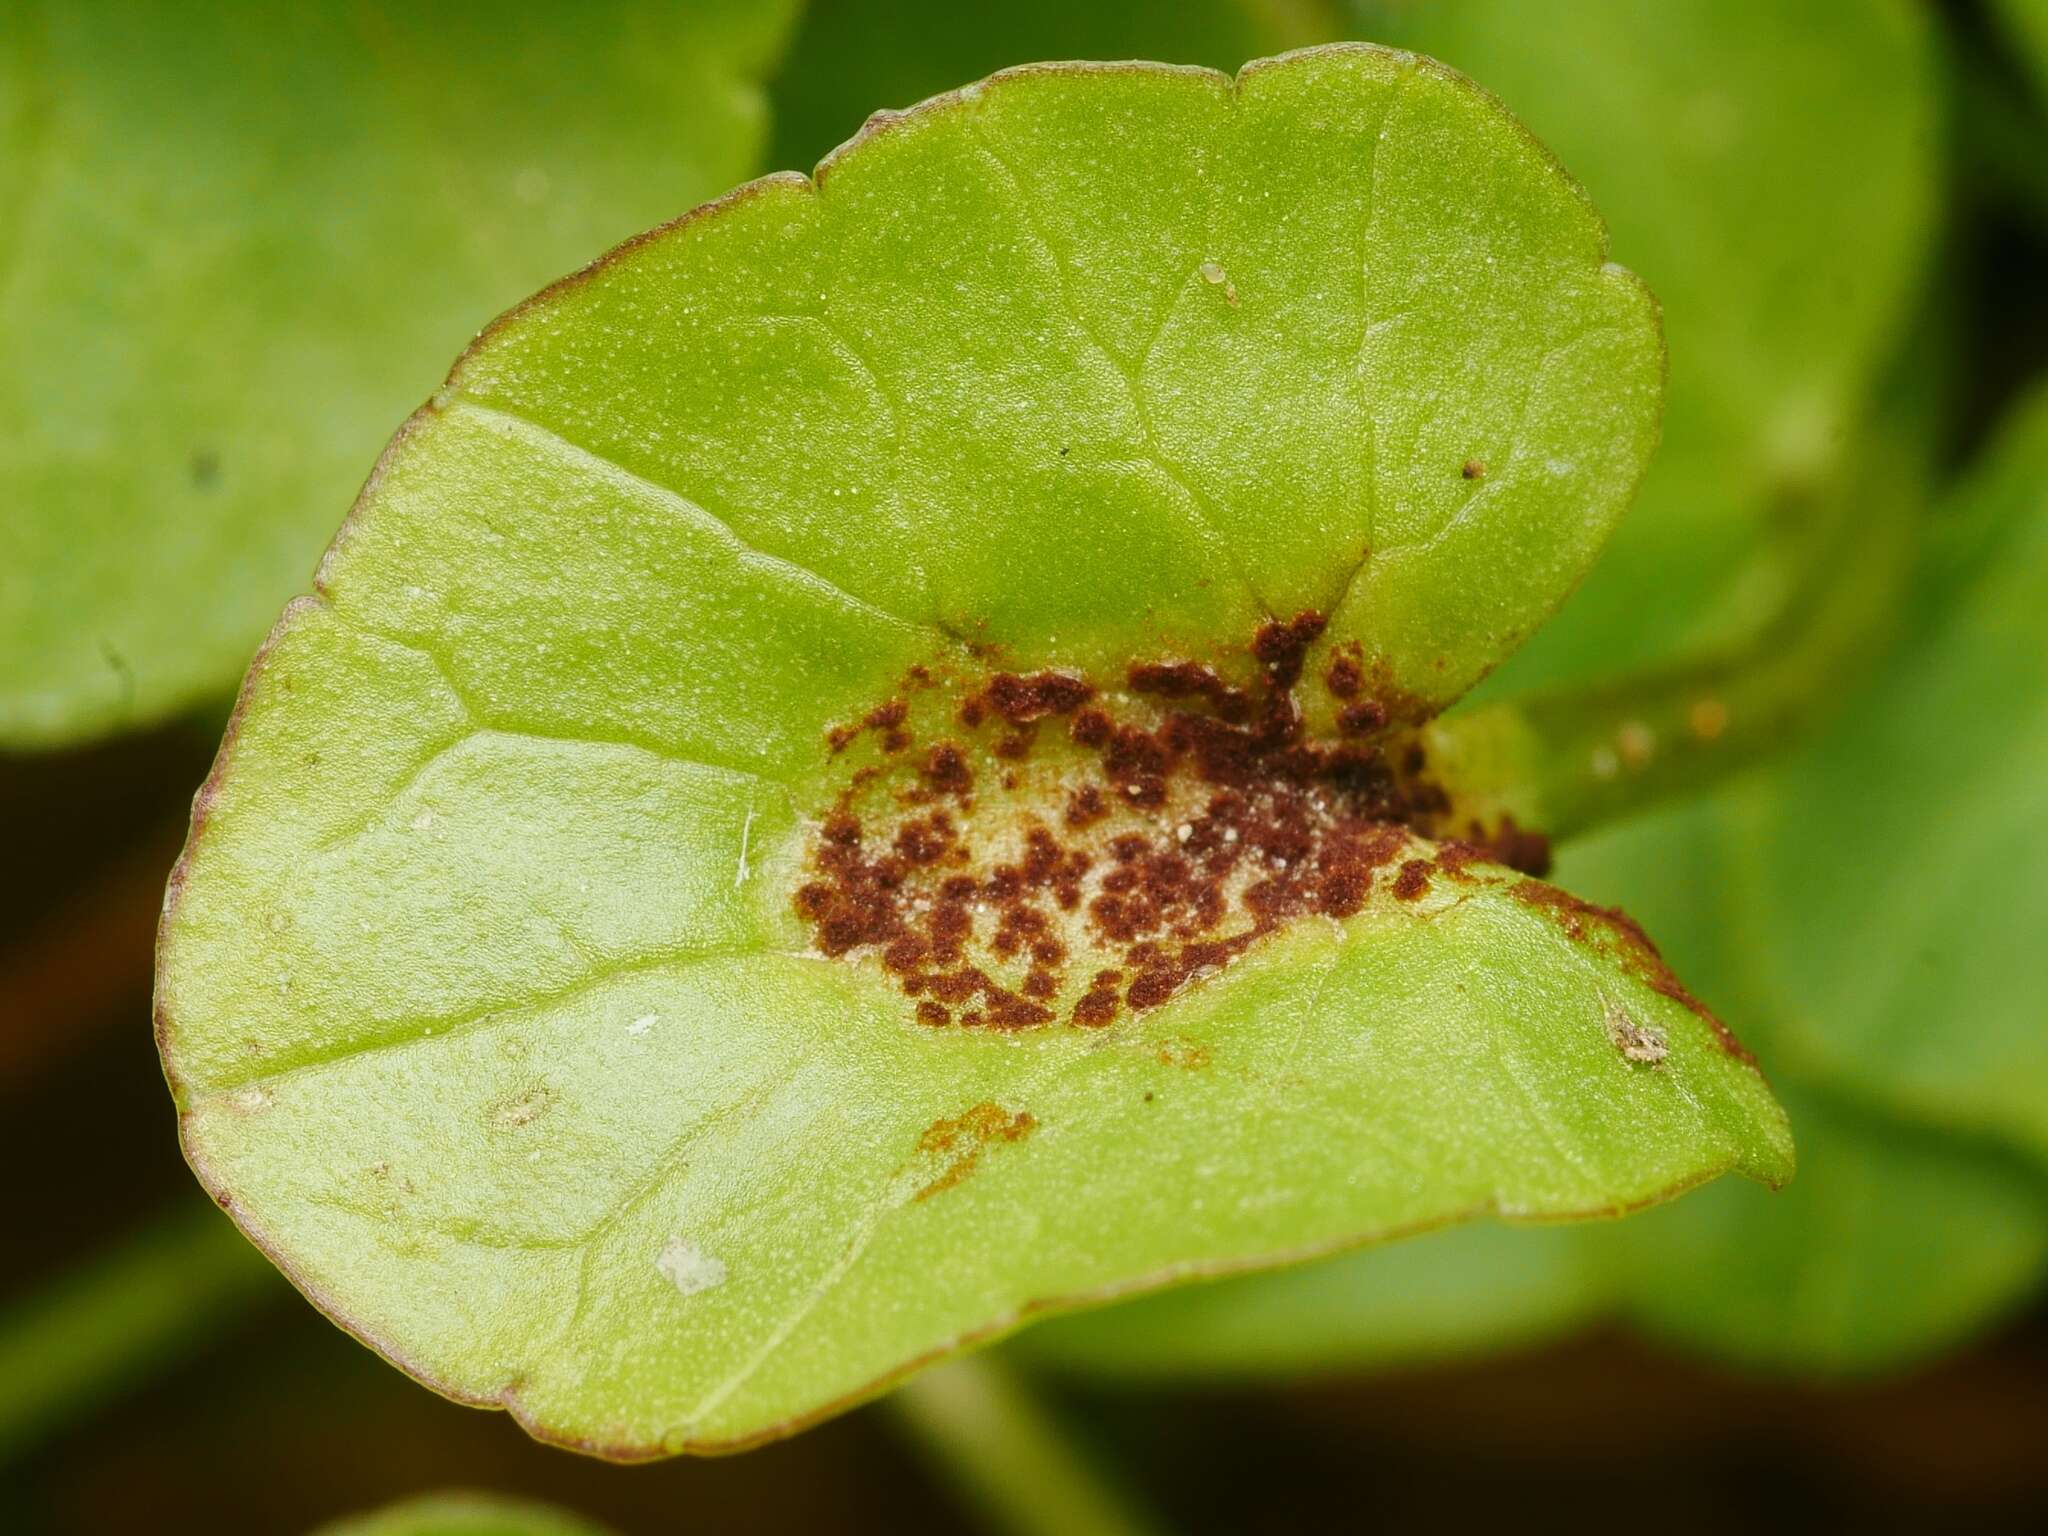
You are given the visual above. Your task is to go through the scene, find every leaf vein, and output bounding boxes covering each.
[451,398,955,647]
[194,945,766,1098]
[969,127,1274,620]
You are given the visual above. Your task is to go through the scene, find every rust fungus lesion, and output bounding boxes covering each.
[1153,1036,1211,1070]
[913,1101,1037,1201]
[796,612,1563,1033]
[1510,881,1752,1063]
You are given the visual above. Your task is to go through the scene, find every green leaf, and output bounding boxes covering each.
[0,1202,280,1462]
[1996,0,2048,99]
[310,1494,614,1536]
[1554,797,2048,1374]
[1360,0,1941,689]
[1017,1220,1601,1379]
[1590,1082,2048,1374]
[0,0,799,749]
[1732,387,2048,1164]
[770,0,1341,169]
[157,47,1786,1457]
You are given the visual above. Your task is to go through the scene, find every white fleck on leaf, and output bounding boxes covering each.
[1604,997,1669,1065]
[656,1236,727,1297]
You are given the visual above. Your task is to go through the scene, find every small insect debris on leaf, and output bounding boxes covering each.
[1197,259,1240,307]
[1603,997,1668,1065]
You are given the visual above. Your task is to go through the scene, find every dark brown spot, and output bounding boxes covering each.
[1127,660,1253,722]
[1251,609,1327,689]
[919,742,973,796]
[1480,815,1552,877]
[1338,700,1388,735]
[1064,783,1107,828]
[977,670,1095,724]
[1070,992,1116,1026]
[1070,707,1114,748]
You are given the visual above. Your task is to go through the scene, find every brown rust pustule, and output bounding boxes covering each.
[917,741,974,796]
[1250,609,1327,690]
[962,669,1095,727]
[1478,815,1552,879]
[913,1102,1037,1200]
[802,615,1555,1031]
[1127,659,1254,722]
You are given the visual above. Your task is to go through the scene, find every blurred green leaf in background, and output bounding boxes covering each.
[0,0,799,749]
[311,1492,617,1536]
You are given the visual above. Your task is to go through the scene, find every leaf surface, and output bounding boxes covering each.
[0,0,797,748]
[1591,1083,2048,1373]
[1025,369,2017,1385]
[158,48,1787,1456]
[1558,798,2048,1374]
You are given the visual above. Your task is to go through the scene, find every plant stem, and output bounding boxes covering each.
[0,1202,280,1463]
[1430,476,1917,845]
[885,1353,1168,1536]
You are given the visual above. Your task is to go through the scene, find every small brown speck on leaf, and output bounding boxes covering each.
[491,1084,554,1128]
[1154,1037,1211,1070]
[914,1102,1037,1200]
[1338,700,1388,735]
[1462,458,1486,480]
[919,741,973,796]
[977,670,1095,725]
